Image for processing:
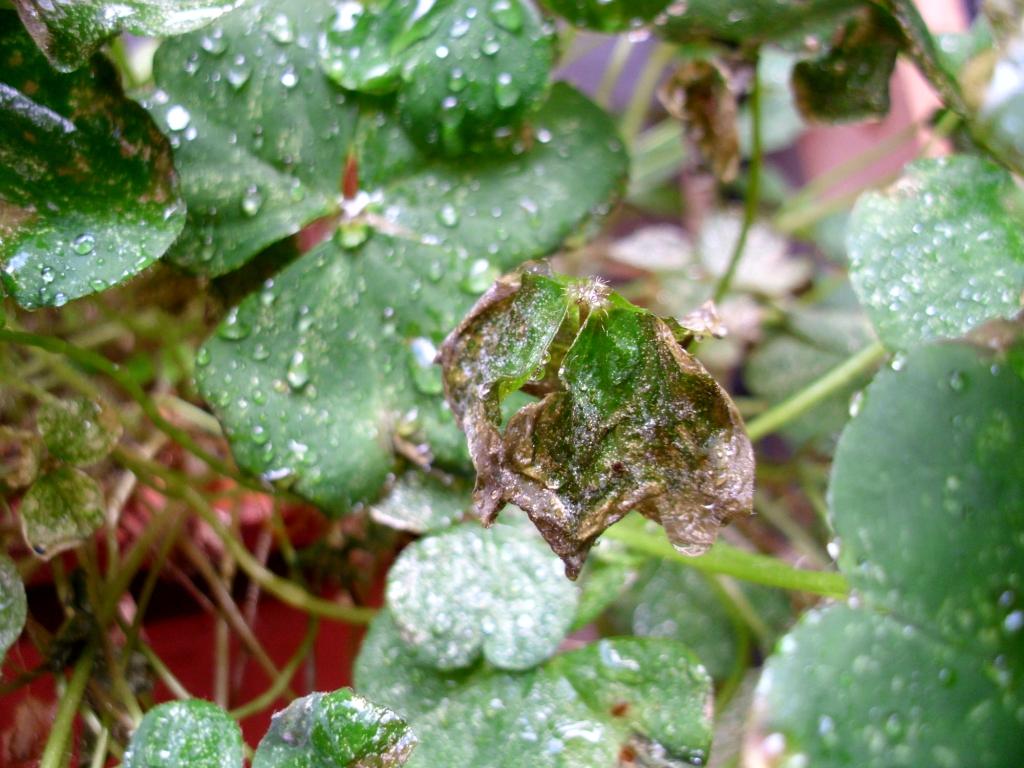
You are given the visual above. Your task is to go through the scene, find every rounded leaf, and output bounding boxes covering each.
[0,16,185,309]
[847,156,1024,349]
[124,699,243,768]
[19,467,104,558]
[37,396,122,466]
[386,522,579,671]
[0,554,27,664]
[370,471,469,534]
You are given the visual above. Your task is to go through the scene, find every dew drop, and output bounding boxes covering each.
[489,0,523,32]
[165,105,191,131]
[72,233,96,255]
[267,13,295,44]
[286,351,310,390]
[241,185,264,217]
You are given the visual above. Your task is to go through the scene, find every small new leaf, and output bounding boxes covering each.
[385,521,579,671]
[19,466,104,559]
[0,426,43,490]
[253,689,415,768]
[37,396,122,466]
[441,267,754,578]
[125,699,243,768]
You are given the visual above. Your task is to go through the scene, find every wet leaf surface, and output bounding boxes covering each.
[253,689,415,768]
[386,521,579,671]
[0,554,26,664]
[792,6,902,123]
[370,470,470,534]
[320,0,554,156]
[125,699,244,768]
[541,0,672,33]
[356,611,714,768]
[37,396,122,466]
[753,339,1024,767]
[847,155,1024,349]
[12,0,244,71]
[19,466,104,559]
[440,268,753,577]
[0,15,185,309]
[185,84,625,515]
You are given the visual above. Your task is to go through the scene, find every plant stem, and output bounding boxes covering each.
[113,447,377,624]
[39,645,97,768]
[620,43,678,143]
[230,617,319,720]
[0,329,249,489]
[713,50,763,304]
[596,37,634,108]
[604,518,849,598]
[746,340,887,441]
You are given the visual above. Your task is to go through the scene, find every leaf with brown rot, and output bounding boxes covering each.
[440,266,755,578]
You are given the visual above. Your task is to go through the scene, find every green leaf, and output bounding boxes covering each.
[253,689,415,768]
[357,611,714,768]
[571,556,638,631]
[753,339,1024,767]
[657,0,861,46]
[37,396,122,466]
[0,554,27,664]
[792,6,902,123]
[125,699,243,768]
[609,560,792,682]
[19,466,104,558]
[847,155,1024,349]
[540,0,672,33]
[386,521,579,671]
[319,0,555,156]
[370,470,469,534]
[0,16,186,309]
[440,267,754,577]
[12,0,244,71]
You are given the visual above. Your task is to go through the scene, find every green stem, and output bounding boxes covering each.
[713,50,762,304]
[113,447,377,625]
[596,37,634,108]
[230,617,320,720]
[746,340,888,442]
[0,329,250,489]
[620,43,678,143]
[604,518,849,599]
[39,645,97,768]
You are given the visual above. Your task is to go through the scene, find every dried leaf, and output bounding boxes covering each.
[659,59,741,182]
[441,267,754,578]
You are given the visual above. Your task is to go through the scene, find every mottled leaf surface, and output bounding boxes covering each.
[386,521,578,670]
[541,0,671,32]
[792,6,902,123]
[320,0,554,156]
[847,156,1024,349]
[13,0,244,71]
[253,689,415,768]
[19,466,104,558]
[753,340,1024,767]
[37,396,122,466]
[370,470,469,534]
[0,16,185,309]
[441,268,753,577]
[356,611,714,768]
[0,554,26,664]
[125,699,243,768]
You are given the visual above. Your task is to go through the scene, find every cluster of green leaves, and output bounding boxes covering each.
[124,689,416,768]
